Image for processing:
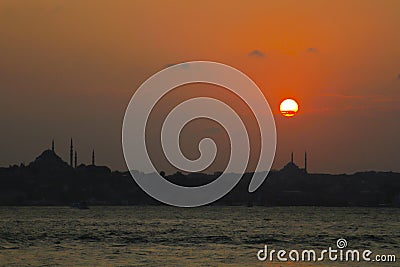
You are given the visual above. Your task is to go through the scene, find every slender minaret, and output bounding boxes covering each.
[51,139,55,152]
[70,138,73,167]
[291,152,294,163]
[91,149,95,166]
[304,151,307,173]
[74,151,77,168]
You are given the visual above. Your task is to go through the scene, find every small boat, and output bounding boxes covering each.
[70,201,89,209]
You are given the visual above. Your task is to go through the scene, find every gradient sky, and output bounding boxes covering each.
[0,0,399,173]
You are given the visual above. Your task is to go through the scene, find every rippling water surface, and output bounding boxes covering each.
[0,206,399,266]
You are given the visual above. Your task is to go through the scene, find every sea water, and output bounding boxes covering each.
[0,206,399,266]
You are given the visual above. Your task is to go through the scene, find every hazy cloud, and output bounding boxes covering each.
[248,50,265,58]
[307,47,319,53]
[321,93,364,99]
[397,73,400,80]
[321,93,400,104]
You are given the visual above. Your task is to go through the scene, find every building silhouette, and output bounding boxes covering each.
[282,152,308,174]
[41,139,100,169]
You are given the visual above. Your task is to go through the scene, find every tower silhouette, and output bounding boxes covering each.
[74,151,77,168]
[291,152,294,163]
[51,139,55,152]
[304,151,307,173]
[92,149,95,166]
[70,139,73,167]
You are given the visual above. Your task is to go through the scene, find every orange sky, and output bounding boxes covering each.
[0,0,399,173]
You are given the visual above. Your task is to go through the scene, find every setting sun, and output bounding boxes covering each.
[280,99,299,117]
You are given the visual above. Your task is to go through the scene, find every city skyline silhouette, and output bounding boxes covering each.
[0,139,399,207]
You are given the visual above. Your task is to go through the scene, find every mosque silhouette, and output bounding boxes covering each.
[281,152,307,174]
[30,139,110,174]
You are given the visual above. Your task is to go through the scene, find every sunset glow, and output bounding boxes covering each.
[0,1,399,173]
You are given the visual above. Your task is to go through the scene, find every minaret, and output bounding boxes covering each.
[91,149,95,166]
[74,151,77,168]
[70,138,73,167]
[51,139,55,152]
[304,151,307,173]
[291,152,294,163]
